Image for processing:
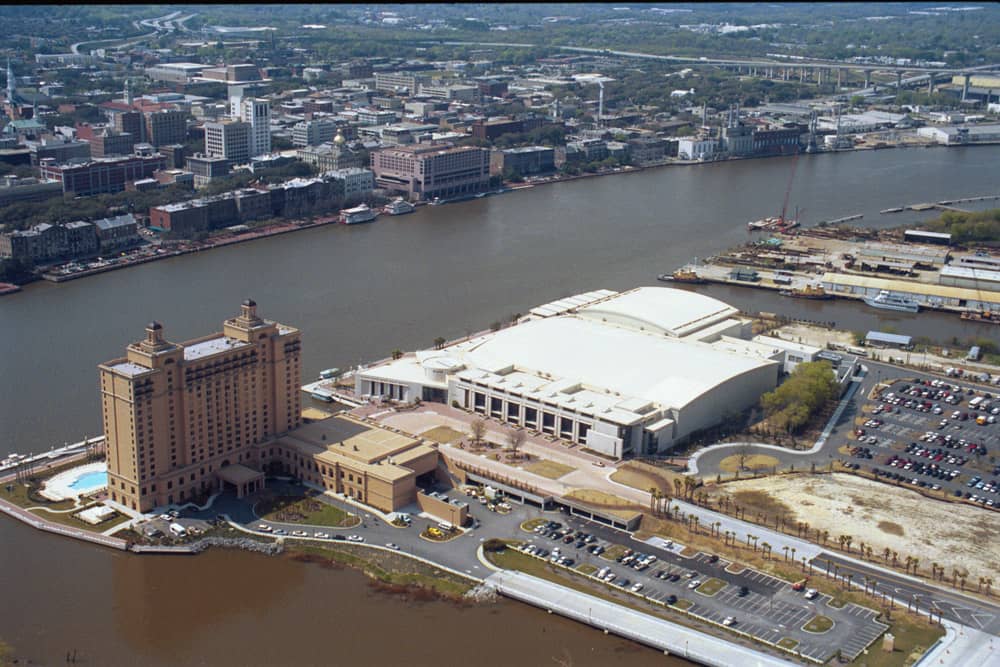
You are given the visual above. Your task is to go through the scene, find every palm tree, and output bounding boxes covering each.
[790,547,796,564]
[883,547,892,564]
[845,535,853,553]
[821,530,830,546]
[649,487,658,514]
[891,551,898,568]
[782,545,790,561]
[985,578,993,597]
[911,557,919,575]
[713,520,721,538]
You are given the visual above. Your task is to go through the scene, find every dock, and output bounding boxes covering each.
[822,214,863,224]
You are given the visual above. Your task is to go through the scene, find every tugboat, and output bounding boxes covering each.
[779,284,833,300]
[658,268,707,284]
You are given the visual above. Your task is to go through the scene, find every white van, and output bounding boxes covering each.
[169,522,187,537]
[437,521,454,531]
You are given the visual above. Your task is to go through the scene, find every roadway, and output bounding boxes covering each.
[815,552,1000,635]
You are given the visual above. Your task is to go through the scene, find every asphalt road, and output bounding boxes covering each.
[814,552,1000,635]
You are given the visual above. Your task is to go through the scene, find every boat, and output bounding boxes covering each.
[657,268,707,284]
[339,204,378,225]
[310,388,335,403]
[960,310,1000,325]
[863,290,920,313]
[748,216,799,232]
[779,284,833,300]
[382,199,415,216]
[319,368,340,380]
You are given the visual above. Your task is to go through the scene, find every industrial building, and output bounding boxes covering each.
[821,272,1000,311]
[355,288,780,458]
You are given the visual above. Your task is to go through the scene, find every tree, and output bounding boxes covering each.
[390,349,403,360]
[470,418,487,449]
[505,427,526,459]
[760,361,838,434]
[736,443,752,471]
[483,538,507,553]
[433,336,446,350]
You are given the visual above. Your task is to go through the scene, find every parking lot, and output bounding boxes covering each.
[517,517,887,662]
[848,377,1000,509]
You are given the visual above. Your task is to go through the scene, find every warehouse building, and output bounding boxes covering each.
[821,272,1000,311]
[355,288,779,458]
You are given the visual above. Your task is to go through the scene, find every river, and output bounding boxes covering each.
[1,144,997,665]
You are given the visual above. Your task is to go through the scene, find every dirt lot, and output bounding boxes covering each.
[718,473,1000,580]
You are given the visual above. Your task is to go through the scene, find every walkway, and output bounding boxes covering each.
[0,496,126,550]
[486,570,799,667]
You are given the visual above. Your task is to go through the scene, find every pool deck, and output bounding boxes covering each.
[39,461,108,502]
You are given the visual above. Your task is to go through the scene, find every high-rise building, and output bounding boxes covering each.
[144,109,188,148]
[99,301,301,512]
[204,120,251,166]
[239,98,271,157]
[370,144,491,201]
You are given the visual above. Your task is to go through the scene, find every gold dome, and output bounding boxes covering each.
[333,131,346,145]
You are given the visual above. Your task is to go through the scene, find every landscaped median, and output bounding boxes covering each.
[802,615,834,634]
[695,578,727,596]
[255,493,359,528]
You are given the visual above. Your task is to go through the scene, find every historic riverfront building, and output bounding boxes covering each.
[99,300,302,512]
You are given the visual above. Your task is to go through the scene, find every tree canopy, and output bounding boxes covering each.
[760,361,838,434]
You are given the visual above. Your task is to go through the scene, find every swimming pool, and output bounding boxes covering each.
[68,470,108,492]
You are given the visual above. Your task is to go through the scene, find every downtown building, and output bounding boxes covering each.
[99,301,302,512]
[370,144,491,201]
[39,152,167,196]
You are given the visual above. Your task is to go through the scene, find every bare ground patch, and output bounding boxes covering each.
[719,474,1000,581]
[877,521,905,536]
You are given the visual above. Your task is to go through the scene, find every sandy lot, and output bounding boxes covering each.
[719,473,1000,580]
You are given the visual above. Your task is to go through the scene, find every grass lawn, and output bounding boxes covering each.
[600,544,628,561]
[717,454,781,474]
[0,480,75,511]
[563,489,642,521]
[802,615,834,633]
[522,458,575,479]
[696,578,727,596]
[421,425,466,444]
[777,638,799,650]
[850,614,944,667]
[520,517,546,532]
[257,495,358,528]
[577,563,598,575]
[673,599,693,610]
[25,503,129,532]
[609,461,684,494]
[289,543,474,597]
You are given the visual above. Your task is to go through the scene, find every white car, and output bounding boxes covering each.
[257,524,272,532]
[630,582,644,592]
[315,532,330,539]
[722,616,735,626]
[804,588,818,600]
[291,530,308,537]
[688,580,701,589]
[346,535,365,543]
[386,542,400,550]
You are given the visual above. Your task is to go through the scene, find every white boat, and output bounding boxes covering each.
[382,199,415,216]
[863,290,920,313]
[340,204,378,225]
[310,388,335,402]
[319,368,339,380]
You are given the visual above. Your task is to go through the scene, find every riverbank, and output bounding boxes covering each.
[5,137,987,297]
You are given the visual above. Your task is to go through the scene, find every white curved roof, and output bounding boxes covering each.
[578,287,740,337]
[459,315,773,411]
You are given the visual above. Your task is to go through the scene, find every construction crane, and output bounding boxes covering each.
[778,152,800,226]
